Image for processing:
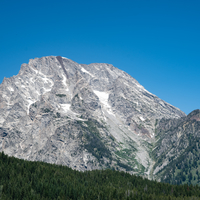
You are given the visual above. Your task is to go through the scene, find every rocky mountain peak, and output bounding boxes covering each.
[0,56,186,175]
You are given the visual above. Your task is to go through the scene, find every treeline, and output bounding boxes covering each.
[1,152,200,199]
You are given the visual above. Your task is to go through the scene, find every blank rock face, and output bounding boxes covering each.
[0,56,185,175]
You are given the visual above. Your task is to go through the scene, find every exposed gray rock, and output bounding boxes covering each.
[0,56,186,176]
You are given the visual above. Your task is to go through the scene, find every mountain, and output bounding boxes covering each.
[152,109,200,184]
[0,56,186,177]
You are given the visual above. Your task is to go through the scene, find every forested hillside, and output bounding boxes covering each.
[152,109,200,185]
[159,136,200,186]
[1,152,200,199]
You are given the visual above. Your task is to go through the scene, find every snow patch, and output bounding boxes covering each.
[62,57,68,59]
[139,116,145,121]
[107,109,115,116]
[62,74,69,91]
[7,86,14,92]
[27,99,36,115]
[42,76,50,84]
[61,104,71,112]
[93,90,115,117]
[93,90,109,106]
[81,67,94,77]
[30,78,34,83]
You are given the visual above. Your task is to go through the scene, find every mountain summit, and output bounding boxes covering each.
[0,56,185,176]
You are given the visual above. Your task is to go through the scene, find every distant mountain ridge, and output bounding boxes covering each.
[0,56,193,180]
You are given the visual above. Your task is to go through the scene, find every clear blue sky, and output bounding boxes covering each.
[0,0,199,115]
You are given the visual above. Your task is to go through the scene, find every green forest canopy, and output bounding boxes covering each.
[0,152,200,199]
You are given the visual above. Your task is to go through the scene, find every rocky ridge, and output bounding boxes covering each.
[151,109,200,183]
[0,56,186,176]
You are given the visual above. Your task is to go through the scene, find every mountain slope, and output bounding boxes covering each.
[1,152,200,200]
[152,109,200,184]
[0,56,185,175]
